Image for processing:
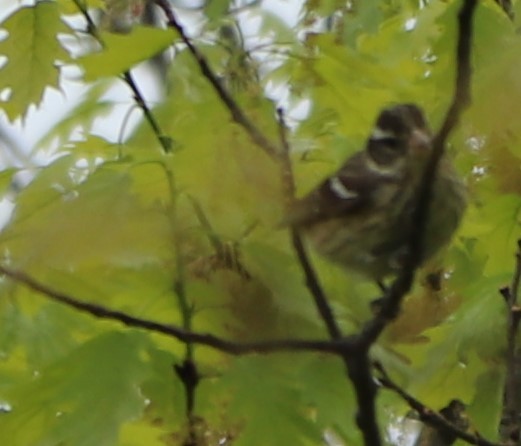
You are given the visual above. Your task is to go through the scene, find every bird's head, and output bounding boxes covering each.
[366,104,432,173]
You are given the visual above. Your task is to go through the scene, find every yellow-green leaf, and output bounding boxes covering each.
[0,2,71,120]
[80,26,175,80]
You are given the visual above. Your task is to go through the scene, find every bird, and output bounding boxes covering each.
[286,104,467,283]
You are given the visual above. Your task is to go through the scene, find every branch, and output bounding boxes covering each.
[154,0,280,159]
[346,352,381,446]
[276,108,296,200]
[355,0,478,348]
[276,109,342,340]
[374,362,502,446]
[187,195,224,255]
[433,0,475,150]
[122,72,172,153]
[339,2,478,443]
[290,230,342,339]
[500,240,521,442]
[166,175,198,424]
[277,2,478,444]
[72,0,172,154]
[0,264,351,356]
[157,153,199,437]
[277,108,381,445]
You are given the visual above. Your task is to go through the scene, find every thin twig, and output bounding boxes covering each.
[501,240,521,442]
[187,195,223,254]
[510,240,521,305]
[276,109,342,339]
[276,108,296,200]
[162,163,199,429]
[290,230,342,339]
[71,0,171,154]
[374,362,502,446]
[187,196,251,280]
[71,0,98,37]
[154,0,280,159]
[122,72,172,153]
[0,264,349,356]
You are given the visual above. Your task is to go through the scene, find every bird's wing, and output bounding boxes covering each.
[286,152,380,226]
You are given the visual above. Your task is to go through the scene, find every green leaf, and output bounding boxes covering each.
[35,83,116,153]
[0,2,71,120]
[0,298,22,361]
[119,421,168,446]
[204,0,230,20]
[200,355,323,446]
[139,347,184,432]
[468,368,503,441]
[242,240,322,331]
[19,303,83,369]
[70,136,122,160]
[58,0,105,14]
[405,273,507,407]
[1,161,172,270]
[5,154,77,225]
[0,168,17,197]
[298,356,359,444]
[463,195,521,276]
[340,1,385,47]
[80,26,176,80]
[257,9,297,44]
[0,331,149,446]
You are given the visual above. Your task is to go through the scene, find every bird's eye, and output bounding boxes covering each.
[379,137,400,150]
[367,137,405,166]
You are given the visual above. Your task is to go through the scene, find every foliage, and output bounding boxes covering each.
[0,0,519,445]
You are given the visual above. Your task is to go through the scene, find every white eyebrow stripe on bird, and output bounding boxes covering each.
[371,127,396,140]
[328,176,358,199]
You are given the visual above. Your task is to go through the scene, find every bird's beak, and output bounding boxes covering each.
[409,129,432,156]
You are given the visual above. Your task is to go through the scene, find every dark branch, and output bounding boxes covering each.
[510,240,521,306]
[154,0,280,159]
[276,108,296,201]
[290,231,342,339]
[341,2,478,444]
[122,72,172,153]
[434,0,475,150]
[355,0,478,348]
[346,353,381,446]
[501,240,521,442]
[374,362,502,446]
[277,109,381,445]
[174,357,200,440]
[0,264,350,356]
[276,109,342,340]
